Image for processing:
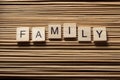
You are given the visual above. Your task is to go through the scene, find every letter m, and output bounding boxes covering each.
[51,27,58,34]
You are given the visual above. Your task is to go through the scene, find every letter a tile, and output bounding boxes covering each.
[32,27,45,42]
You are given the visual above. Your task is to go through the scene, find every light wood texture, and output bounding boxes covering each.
[32,27,45,42]
[93,27,107,42]
[63,23,76,38]
[16,27,29,42]
[0,1,120,79]
[78,27,91,42]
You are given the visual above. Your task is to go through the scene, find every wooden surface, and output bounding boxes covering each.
[0,0,120,79]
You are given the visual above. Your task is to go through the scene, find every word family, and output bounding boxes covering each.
[16,23,107,42]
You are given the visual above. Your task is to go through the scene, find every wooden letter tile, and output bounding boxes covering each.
[16,27,29,42]
[32,27,45,42]
[48,24,61,39]
[78,27,91,42]
[93,27,107,42]
[63,23,76,38]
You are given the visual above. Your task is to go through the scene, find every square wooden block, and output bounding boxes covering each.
[32,27,45,42]
[93,27,107,42]
[78,27,91,42]
[63,23,77,38]
[16,27,29,42]
[48,24,62,39]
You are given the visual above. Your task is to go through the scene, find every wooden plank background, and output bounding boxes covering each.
[0,0,120,79]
